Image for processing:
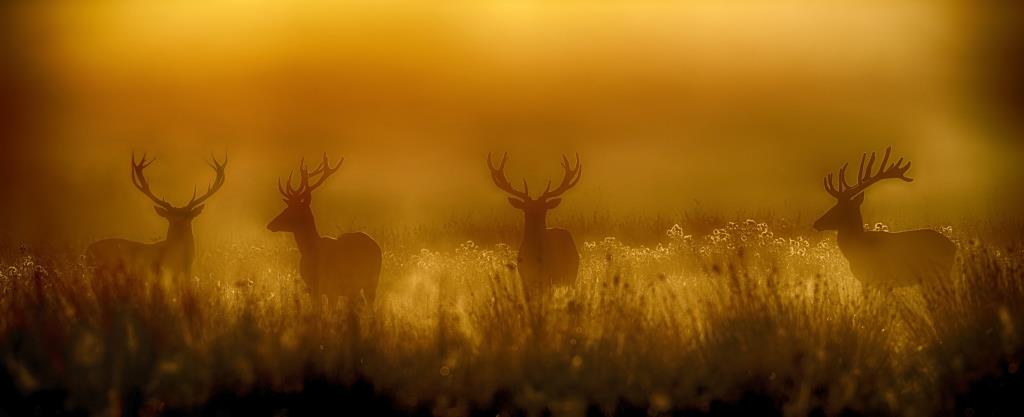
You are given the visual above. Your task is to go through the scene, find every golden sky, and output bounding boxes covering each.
[2,0,1021,243]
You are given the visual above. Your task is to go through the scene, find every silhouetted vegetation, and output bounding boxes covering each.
[2,216,1021,416]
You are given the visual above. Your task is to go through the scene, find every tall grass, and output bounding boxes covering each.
[1,218,1021,416]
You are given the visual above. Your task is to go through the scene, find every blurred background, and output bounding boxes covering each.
[1,0,1021,247]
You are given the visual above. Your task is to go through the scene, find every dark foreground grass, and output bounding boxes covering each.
[1,219,1022,416]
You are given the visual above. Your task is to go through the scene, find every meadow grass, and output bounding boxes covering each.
[1,217,1022,416]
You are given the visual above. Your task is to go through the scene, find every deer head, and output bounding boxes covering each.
[814,146,912,232]
[131,152,227,228]
[487,153,581,219]
[268,154,342,233]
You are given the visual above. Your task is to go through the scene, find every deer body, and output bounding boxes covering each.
[489,153,582,297]
[268,155,382,303]
[815,147,954,289]
[87,221,195,279]
[86,154,226,281]
[517,209,579,291]
[836,229,955,287]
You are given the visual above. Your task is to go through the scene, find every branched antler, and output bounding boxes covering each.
[488,153,532,200]
[185,153,227,209]
[279,154,343,200]
[824,146,912,199]
[131,152,227,209]
[131,152,172,209]
[488,153,582,201]
[538,154,581,200]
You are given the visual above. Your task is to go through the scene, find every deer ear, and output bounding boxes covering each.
[508,197,526,208]
[851,193,865,205]
[544,198,562,209]
[154,206,170,217]
[189,204,205,217]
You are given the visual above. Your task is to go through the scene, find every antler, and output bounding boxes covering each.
[305,154,343,192]
[278,154,343,200]
[131,152,173,209]
[824,146,912,199]
[185,153,228,209]
[538,154,581,200]
[487,152,532,200]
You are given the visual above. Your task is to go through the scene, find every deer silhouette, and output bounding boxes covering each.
[814,146,955,289]
[268,155,382,304]
[86,153,227,280]
[488,153,581,298]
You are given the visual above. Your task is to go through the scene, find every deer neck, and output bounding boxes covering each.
[290,215,321,256]
[164,221,196,269]
[836,208,866,241]
[520,212,548,254]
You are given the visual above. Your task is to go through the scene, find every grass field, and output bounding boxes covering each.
[1,216,1022,416]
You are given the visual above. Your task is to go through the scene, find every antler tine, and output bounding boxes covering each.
[186,153,228,208]
[823,174,840,198]
[130,152,173,208]
[539,153,582,200]
[876,147,893,179]
[133,152,156,169]
[305,154,343,193]
[858,152,872,184]
[487,152,531,200]
[278,154,342,200]
[858,147,885,184]
[829,146,913,199]
[837,163,851,192]
[309,153,332,175]
[206,152,228,176]
[286,170,299,195]
[299,157,311,187]
[893,157,912,179]
[309,159,324,176]
[866,150,880,182]
[561,153,580,170]
[277,177,292,198]
[286,157,314,195]
[487,152,508,172]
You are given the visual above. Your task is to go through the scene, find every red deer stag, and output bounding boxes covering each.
[488,153,582,298]
[814,146,954,289]
[86,153,227,280]
[268,155,382,304]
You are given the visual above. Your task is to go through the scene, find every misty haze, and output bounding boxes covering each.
[1,1,1023,416]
